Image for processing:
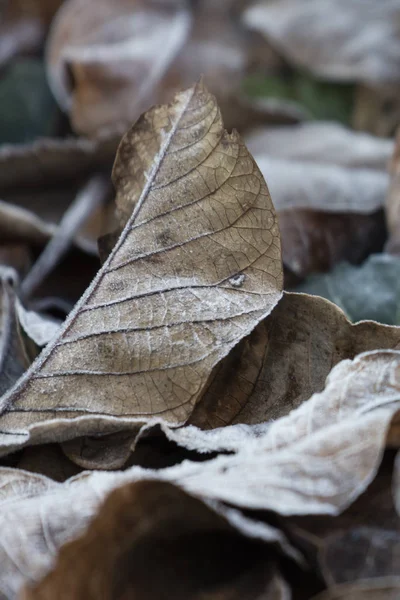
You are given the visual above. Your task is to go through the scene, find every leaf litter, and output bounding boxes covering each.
[1,2,400,598]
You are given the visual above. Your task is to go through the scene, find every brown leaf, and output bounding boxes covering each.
[0,81,282,459]
[0,468,294,598]
[1,346,400,594]
[189,292,400,431]
[46,0,193,136]
[20,480,286,600]
[62,291,400,468]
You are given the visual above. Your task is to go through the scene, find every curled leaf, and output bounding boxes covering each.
[0,81,282,459]
[20,480,286,600]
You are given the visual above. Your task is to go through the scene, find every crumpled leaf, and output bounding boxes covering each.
[243,0,400,86]
[0,347,399,595]
[56,291,400,469]
[20,480,289,600]
[0,81,282,458]
[244,123,390,279]
[46,0,193,136]
[0,469,294,599]
[296,255,400,325]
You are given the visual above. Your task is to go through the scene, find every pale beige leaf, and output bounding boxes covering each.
[243,0,400,85]
[0,81,282,458]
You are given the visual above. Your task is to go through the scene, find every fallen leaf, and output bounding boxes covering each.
[46,0,193,136]
[0,200,56,248]
[243,0,400,86]
[279,210,385,281]
[0,346,400,595]
[0,469,294,598]
[45,0,281,137]
[320,527,400,586]
[189,292,400,431]
[296,255,400,325]
[62,291,400,468]
[0,81,283,458]
[17,444,82,482]
[20,480,286,600]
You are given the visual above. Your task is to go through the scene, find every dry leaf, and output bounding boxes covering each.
[0,81,282,459]
[62,291,400,468]
[0,468,294,598]
[20,480,286,600]
[188,292,400,431]
[0,346,400,594]
[46,0,193,136]
[243,0,400,86]
[0,200,56,248]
